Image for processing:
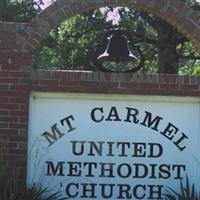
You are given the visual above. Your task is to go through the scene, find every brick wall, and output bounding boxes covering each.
[32,71,200,96]
[0,0,200,183]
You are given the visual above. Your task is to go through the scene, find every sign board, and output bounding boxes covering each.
[27,92,200,199]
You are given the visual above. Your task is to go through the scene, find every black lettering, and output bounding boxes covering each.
[83,162,97,177]
[71,141,86,156]
[159,164,171,179]
[132,143,146,157]
[148,185,163,199]
[124,107,139,123]
[105,106,122,121]
[140,111,163,131]
[88,141,104,156]
[91,107,104,122]
[148,143,163,158]
[99,163,115,177]
[45,161,65,176]
[117,163,132,178]
[133,185,146,199]
[133,163,148,178]
[117,142,130,157]
[65,183,79,198]
[41,124,64,146]
[173,132,188,151]
[60,115,76,132]
[160,123,179,140]
[106,141,115,157]
[67,161,81,176]
[80,183,97,198]
[149,164,158,179]
[172,165,186,180]
[117,184,132,199]
[100,184,115,199]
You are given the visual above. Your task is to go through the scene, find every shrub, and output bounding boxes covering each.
[0,163,66,200]
[164,176,200,200]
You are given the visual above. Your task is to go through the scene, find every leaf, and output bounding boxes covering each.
[163,175,200,200]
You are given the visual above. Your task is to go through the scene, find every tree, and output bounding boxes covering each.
[33,3,200,74]
[0,0,43,22]
[33,9,112,70]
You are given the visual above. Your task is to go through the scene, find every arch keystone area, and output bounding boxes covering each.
[15,0,200,53]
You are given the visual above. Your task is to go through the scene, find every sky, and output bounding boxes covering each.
[40,0,52,10]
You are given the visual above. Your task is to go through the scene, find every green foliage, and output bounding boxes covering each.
[33,46,66,70]
[193,65,200,75]
[0,163,66,200]
[164,176,200,200]
[33,8,159,72]
[178,45,200,74]
[0,0,42,22]
[185,0,200,10]
[33,10,110,70]
[32,5,200,74]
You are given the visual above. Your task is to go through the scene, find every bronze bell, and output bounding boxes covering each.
[93,29,144,73]
[97,30,137,62]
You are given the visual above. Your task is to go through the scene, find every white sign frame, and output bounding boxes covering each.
[27,92,200,199]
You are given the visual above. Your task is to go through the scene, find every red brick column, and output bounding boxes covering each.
[0,24,31,180]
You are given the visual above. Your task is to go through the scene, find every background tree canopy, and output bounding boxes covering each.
[0,0,43,22]
[1,0,200,74]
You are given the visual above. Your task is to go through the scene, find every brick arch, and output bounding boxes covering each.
[17,0,200,52]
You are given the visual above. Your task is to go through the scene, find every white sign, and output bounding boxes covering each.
[27,92,200,199]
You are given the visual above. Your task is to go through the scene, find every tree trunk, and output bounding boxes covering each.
[158,42,179,74]
[157,22,179,74]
